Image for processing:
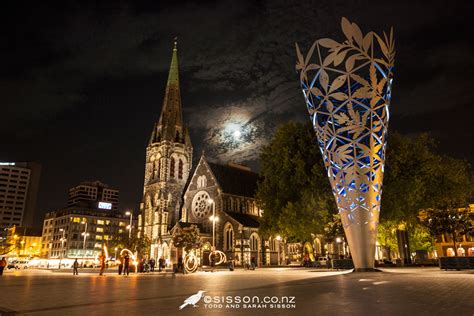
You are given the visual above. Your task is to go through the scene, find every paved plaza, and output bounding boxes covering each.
[0,267,473,315]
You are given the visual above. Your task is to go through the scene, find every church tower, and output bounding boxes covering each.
[139,40,193,256]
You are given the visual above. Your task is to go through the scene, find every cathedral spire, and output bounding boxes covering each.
[150,38,187,144]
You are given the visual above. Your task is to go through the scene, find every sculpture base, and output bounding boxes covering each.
[353,268,382,272]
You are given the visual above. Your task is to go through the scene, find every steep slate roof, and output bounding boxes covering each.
[226,212,260,228]
[207,162,259,197]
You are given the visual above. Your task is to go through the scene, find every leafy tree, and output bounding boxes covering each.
[382,132,472,259]
[423,209,473,255]
[0,238,16,256]
[256,122,336,242]
[323,214,345,243]
[172,225,202,252]
[376,221,398,260]
[126,235,151,258]
[408,223,435,252]
[382,132,473,222]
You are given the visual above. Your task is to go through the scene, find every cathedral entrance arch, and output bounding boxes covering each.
[202,242,211,266]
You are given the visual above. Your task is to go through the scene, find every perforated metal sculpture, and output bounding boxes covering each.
[296,17,395,270]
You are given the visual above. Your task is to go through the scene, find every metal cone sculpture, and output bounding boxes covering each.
[296,17,395,271]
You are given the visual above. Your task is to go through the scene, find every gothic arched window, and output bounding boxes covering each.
[224,223,234,251]
[250,233,259,251]
[170,157,175,178]
[178,159,183,179]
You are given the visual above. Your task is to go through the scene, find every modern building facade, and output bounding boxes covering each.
[0,162,41,231]
[139,41,193,257]
[67,180,119,211]
[41,181,127,259]
[41,207,129,259]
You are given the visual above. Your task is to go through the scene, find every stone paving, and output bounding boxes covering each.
[0,267,473,315]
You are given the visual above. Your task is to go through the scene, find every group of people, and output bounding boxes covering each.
[117,255,166,275]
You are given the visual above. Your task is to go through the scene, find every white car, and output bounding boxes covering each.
[8,260,29,269]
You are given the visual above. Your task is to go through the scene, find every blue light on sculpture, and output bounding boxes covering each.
[296,17,395,271]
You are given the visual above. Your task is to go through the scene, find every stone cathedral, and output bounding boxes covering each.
[138,41,193,260]
[139,42,286,267]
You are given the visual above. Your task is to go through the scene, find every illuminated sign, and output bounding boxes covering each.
[98,202,112,210]
[0,162,15,166]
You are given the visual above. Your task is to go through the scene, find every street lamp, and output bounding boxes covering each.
[335,237,342,258]
[81,221,89,259]
[115,247,118,259]
[208,199,218,251]
[59,228,66,269]
[125,211,133,239]
[276,235,282,266]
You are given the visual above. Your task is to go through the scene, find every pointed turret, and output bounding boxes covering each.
[150,39,190,145]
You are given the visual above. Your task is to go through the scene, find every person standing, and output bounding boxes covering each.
[0,257,7,276]
[118,256,123,275]
[124,253,130,276]
[99,251,106,276]
[149,258,155,272]
[73,259,79,275]
[210,253,216,272]
[158,257,163,272]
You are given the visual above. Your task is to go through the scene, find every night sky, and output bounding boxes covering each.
[1,1,473,226]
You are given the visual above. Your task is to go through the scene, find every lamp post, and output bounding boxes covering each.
[81,221,89,259]
[276,235,282,266]
[59,228,66,269]
[114,247,118,260]
[208,199,218,251]
[125,211,133,239]
[335,237,342,259]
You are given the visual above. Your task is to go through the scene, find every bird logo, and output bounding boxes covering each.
[179,290,206,310]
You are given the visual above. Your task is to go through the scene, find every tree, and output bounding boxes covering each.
[0,238,16,256]
[256,122,336,242]
[423,209,473,255]
[323,214,345,243]
[381,132,473,260]
[172,225,202,252]
[408,223,435,253]
[382,132,473,222]
[376,221,398,261]
[127,235,151,258]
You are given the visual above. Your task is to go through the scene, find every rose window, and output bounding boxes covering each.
[191,191,212,219]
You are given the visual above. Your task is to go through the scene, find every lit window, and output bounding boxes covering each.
[96,227,103,233]
[97,220,104,225]
[96,235,102,240]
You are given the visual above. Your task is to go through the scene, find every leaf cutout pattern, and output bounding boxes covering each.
[295,17,396,268]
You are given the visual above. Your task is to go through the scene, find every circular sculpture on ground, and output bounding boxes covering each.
[191,191,212,219]
[184,252,199,273]
[209,250,227,266]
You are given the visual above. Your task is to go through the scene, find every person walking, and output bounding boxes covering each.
[0,257,7,276]
[118,256,123,275]
[251,256,256,270]
[123,253,130,276]
[99,251,106,276]
[73,258,79,275]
